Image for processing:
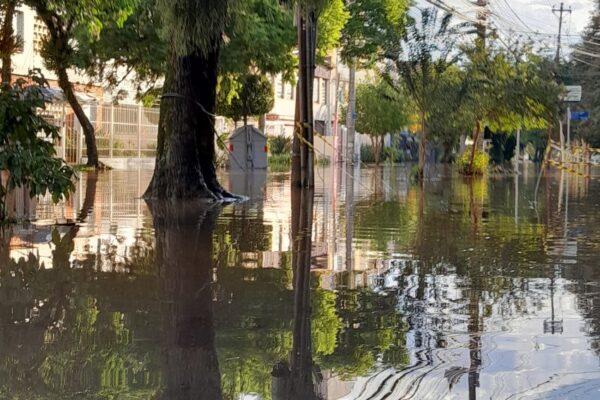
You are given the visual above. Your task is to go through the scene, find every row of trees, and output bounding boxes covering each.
[353,8,560,176]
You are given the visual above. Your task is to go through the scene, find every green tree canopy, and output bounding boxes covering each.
[354,78,410,165]
[217,74,275,125]
[340,0,409,66]
[316,0,349,60]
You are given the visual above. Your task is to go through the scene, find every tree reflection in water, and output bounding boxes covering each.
[149,201,223,400]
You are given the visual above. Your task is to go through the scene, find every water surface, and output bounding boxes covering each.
[3,164,600,399]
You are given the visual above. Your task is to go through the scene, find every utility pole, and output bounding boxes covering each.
[553,2,572,64]
[476,0,488,49]
[345,66,356,165]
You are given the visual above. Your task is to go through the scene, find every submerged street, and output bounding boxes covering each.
[3,165,600,399]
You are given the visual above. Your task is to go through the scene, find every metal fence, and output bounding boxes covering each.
[60,103,160,164]
[47,102,228,165]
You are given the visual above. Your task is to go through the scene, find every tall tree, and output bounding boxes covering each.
[339,0,408,165]
[354,79,409,165]
[25,0,137,168]
[385,8,461,180]
[461,41,558,174]
[143,0,235,201]
[76,0,296,103]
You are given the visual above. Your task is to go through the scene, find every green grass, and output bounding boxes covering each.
[268,154,291,172]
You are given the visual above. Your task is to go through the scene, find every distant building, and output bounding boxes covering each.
[5,4,106,102]
[266,52,357,139]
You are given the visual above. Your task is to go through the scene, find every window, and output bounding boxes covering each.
[14,11,24,53]
[321,79,329,105]
[313,78,320,103]
[33,17,48,55]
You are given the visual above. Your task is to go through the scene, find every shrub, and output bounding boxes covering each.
[456,148,489,175]
[0,73,75,222]
[268,134,291,155]
[360,144,383,163]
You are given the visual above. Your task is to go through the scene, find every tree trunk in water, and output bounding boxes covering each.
[150,202,223,400]
[468,120,482,175]
[418,112,427,180]
[0,0,16,85]
[145,46,233,201]
[56,68,99,168]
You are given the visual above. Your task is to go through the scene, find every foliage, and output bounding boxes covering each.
[220,0,296,80]
[27,0,137,71]
[458,40,559,174]
[427,65,473,150]
[340,0,409,66]
[316,0,349,60]
[78,0,297,101]
[462,42,559,133]
[456,148,489,175]
[384,7,463,176]
[268,134,292,155]
[0,75,75,222]
[355,79,410,165]
[489,133,516,164]
[360,144,382,164]
[157,0,230,57]
[217,74,274,124]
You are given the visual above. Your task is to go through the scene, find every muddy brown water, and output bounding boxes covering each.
[2,164,600,399]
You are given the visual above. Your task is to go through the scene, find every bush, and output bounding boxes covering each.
[0,73,75,222]
[360,144,383,163]
[268,134,291,155]
[456,148,489,175]
[383,146,403,163]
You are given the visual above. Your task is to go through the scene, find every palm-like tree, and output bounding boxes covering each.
[385,7,463,180]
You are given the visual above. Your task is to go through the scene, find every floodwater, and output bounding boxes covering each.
[2,163,600,399]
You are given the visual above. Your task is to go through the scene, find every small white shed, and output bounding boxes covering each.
[229,125,268,170]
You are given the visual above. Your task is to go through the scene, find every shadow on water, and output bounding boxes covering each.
[272,186,321,400]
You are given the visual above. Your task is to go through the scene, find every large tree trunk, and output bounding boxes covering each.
[0,0,16,85]
[145,45,234,201]
[56,68,99,168]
